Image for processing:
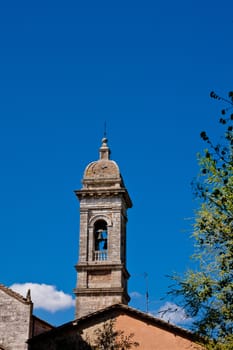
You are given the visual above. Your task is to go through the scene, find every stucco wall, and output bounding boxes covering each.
[29,310,204,350]
[115,314,203,350]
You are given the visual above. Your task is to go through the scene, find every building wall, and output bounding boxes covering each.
[75,294,124,320]
[115,314,203,350]
[81,314,203,350]
[0,289,32,350]
[75,193,130,318]
[32,317,53,337]
[29,312,203,350]
[29,329,91,350]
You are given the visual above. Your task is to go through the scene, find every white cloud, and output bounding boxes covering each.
[10,283,75,313]
[156,302,192,325]
[130,291,143,299]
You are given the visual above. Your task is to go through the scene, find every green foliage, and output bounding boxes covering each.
[89,319,139,350]
[169,92,233,348]
[203,334,233,350]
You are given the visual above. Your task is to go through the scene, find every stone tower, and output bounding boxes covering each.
[74,137,132,318]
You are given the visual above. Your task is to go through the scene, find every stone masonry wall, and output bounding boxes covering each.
[0,289,32,350]
[75,193,130,318]
[75,294,123,319]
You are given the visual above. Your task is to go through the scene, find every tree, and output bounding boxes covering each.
[169,92,233,349]
[88,319,139,350]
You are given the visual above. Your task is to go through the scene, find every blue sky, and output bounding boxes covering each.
[0,0,233,326]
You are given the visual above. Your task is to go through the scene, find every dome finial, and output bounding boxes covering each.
[99,135,110,160]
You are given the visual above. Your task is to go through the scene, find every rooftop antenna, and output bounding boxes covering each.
[144,272,149,313]
[131,272,150,313]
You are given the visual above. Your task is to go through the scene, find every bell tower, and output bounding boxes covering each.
[74,138,132,318]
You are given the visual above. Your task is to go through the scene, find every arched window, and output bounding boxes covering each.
[94,219,108,261]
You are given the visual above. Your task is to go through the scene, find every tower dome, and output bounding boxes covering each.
[82,138,127,191]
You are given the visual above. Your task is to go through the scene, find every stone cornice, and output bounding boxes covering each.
[75,188,132,208]
[75,263,130,279]
[74,287,127,295]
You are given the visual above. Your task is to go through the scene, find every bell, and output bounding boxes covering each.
[97,229,103,240]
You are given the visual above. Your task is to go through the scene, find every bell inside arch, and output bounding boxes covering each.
[97,229,104,241]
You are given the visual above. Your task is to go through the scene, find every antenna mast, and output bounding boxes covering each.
[144,272,149,313]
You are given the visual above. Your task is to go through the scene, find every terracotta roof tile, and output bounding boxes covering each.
[28,303,200,344]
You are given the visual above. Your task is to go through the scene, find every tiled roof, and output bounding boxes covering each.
[28,303,199,343]
[74,303,196,340]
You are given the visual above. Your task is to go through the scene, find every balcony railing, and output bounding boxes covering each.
[94,250,108,261]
